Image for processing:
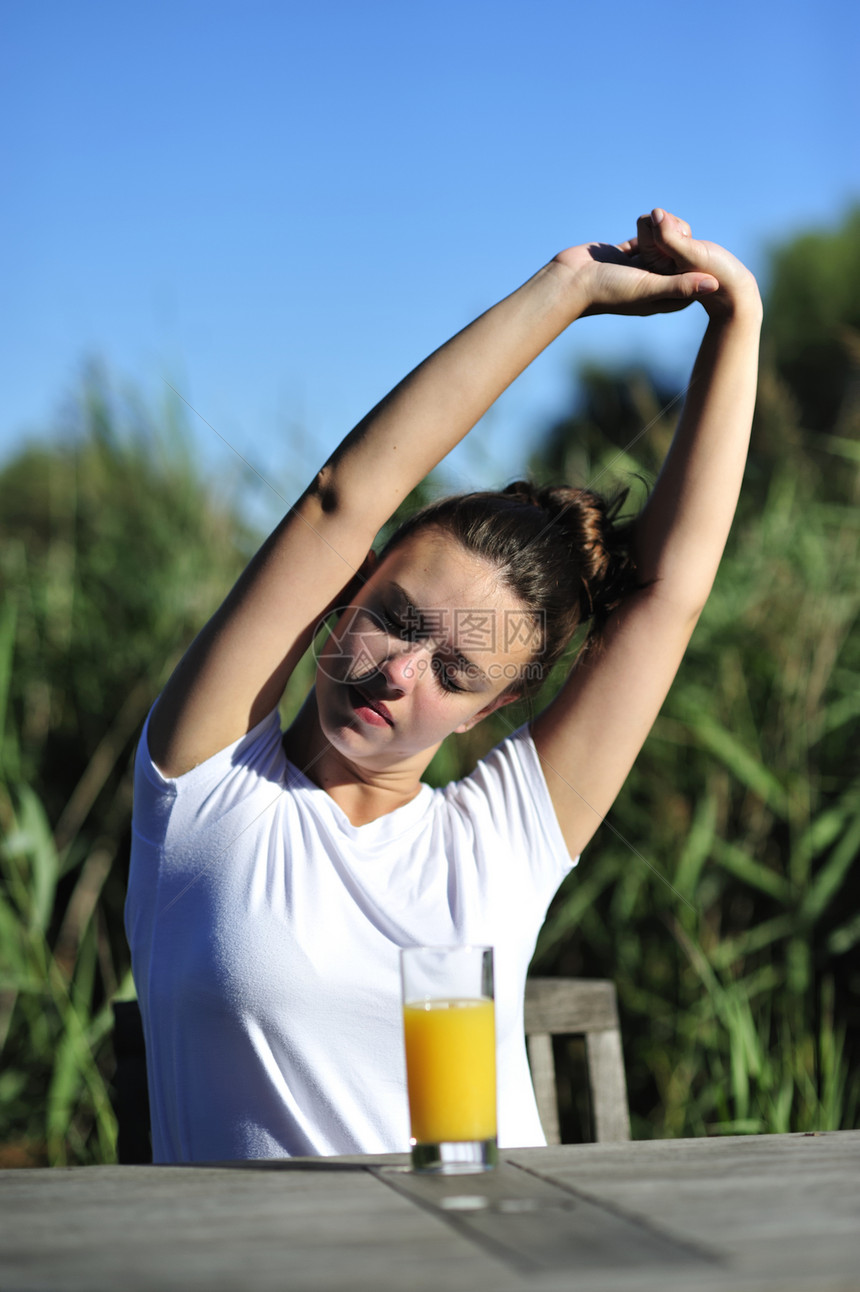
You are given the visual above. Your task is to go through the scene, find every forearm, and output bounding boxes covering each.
[310,260,589,531]
[633,293,763,609]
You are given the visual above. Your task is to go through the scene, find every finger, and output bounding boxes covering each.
[650,210,713,275]
[653,208,692,239]
[638,268,719,303]
[636,213,657,251]
[636,212,676,274]
[618,237,639,256]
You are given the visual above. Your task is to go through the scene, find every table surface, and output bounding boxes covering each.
[2,1130,859,1292]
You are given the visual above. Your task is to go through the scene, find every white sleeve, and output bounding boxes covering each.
[125,705,286,962]
[443,724,578,913]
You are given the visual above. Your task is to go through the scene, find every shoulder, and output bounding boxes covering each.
[133,703,286,821]
[443,725,578,869]
[446,724,542,800]
[128,705,290,919]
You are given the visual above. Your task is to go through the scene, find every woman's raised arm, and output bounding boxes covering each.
[148,225,718,777]
[533,209,763,859]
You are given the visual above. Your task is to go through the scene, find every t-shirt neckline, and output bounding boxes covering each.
[283,753,435,839]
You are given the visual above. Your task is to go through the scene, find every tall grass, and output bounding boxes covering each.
[0,372,249,1164]
[522,360,860,1138]
[2,217,858,1160]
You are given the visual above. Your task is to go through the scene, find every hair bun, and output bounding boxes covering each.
[504,480,639,631]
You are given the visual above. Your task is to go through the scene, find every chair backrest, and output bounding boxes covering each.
[524,977,631,1145]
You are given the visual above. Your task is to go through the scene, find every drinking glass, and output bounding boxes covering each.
[400,945,498,1174]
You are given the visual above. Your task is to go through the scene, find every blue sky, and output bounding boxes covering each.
[3,0,858,525]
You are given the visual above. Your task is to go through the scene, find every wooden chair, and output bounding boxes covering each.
[524,977,631,1144]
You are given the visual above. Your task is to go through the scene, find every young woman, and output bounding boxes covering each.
[126,209,762,1162]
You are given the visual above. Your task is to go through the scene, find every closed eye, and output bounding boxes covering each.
[432,657,467,693]
[379,605,415,640]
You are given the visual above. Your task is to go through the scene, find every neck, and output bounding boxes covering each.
[283,691,434,826]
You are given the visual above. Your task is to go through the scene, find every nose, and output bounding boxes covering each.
[379,639,429,694]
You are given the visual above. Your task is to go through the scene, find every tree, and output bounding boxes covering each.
[765,206,860,437]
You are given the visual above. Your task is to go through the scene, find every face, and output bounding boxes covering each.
[314,530,538,772]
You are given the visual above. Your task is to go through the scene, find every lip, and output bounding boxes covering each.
[348,684,394,727]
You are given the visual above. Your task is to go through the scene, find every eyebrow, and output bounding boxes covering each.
[388,581,491,687]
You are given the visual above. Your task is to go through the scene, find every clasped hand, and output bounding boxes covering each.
[555,208,761,320]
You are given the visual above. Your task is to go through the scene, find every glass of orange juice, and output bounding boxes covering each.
[400,945,498,1174]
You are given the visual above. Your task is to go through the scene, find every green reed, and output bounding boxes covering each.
[2,213,857,1161]
[522,353,860,1139]
[0,372,249,1164]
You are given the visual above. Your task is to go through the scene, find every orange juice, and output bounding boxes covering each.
[403,997,496,1143]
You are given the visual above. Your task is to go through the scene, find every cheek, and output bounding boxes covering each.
[315,631,346,682]
[320,611,382,674]
[421,689,481,735]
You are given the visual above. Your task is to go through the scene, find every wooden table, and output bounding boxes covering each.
[2,1131,859,1291]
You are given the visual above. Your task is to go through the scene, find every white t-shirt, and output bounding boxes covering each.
[126,708,576,1163]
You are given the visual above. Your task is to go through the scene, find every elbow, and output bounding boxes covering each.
[300,464,378,549]
[640,575,711,630]
[306,465,340,515]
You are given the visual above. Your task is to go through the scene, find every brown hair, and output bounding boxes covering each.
[379,481,641,697]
